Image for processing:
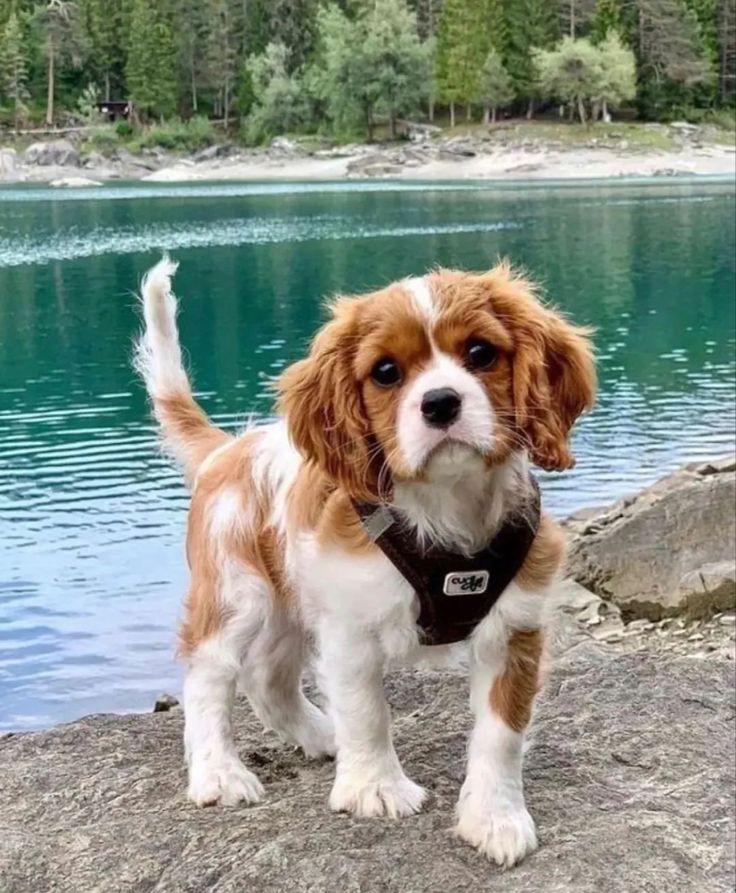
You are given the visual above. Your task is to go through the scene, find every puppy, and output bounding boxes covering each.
[135,258,595,867]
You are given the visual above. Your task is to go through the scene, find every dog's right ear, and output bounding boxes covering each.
[278,299,380,502]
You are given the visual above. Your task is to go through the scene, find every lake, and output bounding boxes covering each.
[1,178,734,731]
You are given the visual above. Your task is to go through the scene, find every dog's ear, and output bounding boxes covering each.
[278,299,382,501]
[482,264,596,471]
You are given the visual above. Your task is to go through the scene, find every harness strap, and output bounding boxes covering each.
[353,476,541,646]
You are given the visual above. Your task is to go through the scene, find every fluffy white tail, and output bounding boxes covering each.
[134,257,230,483]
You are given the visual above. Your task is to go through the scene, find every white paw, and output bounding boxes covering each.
[291,709,336,760]
[330,770,427,818]
[455,798,538,867]
[187,757,264,808]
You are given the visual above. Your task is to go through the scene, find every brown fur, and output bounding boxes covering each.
[490,629,544,732]
[517,513,566,591]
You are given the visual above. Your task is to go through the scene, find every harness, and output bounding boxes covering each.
[352,476,541,646]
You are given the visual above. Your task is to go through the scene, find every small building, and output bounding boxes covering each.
[95,101,133,123]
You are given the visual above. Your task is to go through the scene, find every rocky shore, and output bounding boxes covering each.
[1,122,734,186]
[0,457,734,892]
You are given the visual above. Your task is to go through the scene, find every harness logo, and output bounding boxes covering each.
[443,570,490,596]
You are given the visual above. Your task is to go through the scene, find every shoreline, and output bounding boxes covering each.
[2,127,734,187]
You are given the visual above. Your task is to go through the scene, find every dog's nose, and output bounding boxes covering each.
[421,388,462,429]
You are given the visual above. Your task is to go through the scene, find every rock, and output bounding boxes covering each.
[438,137,477,158]
[0,648,733,893]
[346,153,403,177]
[670,121,699,132]
[567,457,736,621]
[193,144,230,162]
[113,147,158,170]
[153,693,180,713]
[0,147,17,177]
[23,139,79,167]
[50,176,103,188]
[269,136,301,158]
[81,151,105,169]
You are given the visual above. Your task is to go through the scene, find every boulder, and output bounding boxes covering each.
[50,176,103,188]
[268,136,301,158]
[23,139,79,166]
[0,147,17,177]
[567,457,736,620]
[194,144,230,162]
[0,647,733,893]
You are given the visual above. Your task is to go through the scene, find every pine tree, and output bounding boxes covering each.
[435,0,488,125]
[504,0,559,116]
[126,0,177,120]
[0,9,29,129]
[80,0,128,101]
[35,0,89,125]
[590,0,623,43]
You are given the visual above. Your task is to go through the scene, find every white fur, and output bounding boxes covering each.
[404,275,437,323]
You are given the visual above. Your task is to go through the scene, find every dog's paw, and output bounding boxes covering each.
[295,711,336,760]
[454,797,537,867]
[330,770,427,819]
[187,757,264,808]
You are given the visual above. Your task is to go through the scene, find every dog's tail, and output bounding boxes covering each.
[134,257,230,484]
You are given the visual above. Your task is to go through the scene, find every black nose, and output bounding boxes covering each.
[421,388,462,429]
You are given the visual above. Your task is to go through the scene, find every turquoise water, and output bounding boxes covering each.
[0,178,734,731]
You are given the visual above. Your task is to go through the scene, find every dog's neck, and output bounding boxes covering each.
[391,447,529,556]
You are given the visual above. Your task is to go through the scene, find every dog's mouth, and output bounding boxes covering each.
[422,440,486,475]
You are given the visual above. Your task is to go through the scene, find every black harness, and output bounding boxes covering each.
[352,476,541,646]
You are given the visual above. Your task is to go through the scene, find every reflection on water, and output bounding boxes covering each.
[1,179,734,731]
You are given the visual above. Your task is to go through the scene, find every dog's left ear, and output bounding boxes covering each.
[278,298,383,501]
[483,265,597,471]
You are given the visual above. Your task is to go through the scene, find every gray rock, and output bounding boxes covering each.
[81,151,105,169]
[269,136,301,158]
[153,693,180,712]
[567,457,736,620]
[0,648,733,893]
[346,153,403,177]
[23,139,79,166]
[0,147,17,176]
[438,136,477,158]
[194,144,230,162]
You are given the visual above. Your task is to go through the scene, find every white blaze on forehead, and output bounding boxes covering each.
[404,276,436,324]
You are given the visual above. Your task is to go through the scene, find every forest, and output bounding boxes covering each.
[0,0,734,143]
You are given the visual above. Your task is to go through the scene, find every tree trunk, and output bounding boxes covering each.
[365,106,374,142]
[491,106,497,124]
[428,96,434,122]
[466,104,472,122]
[390,112,397,140]
[577,97,586,124]
[483,104,490,126]
[450,101,455,128]
[104,72,111,103]
[526,97,535,120]
[45,46,55,127]
[191,60,198,113]
[602,99,611,123]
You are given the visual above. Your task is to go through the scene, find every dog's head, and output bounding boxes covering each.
[279,265,596,502]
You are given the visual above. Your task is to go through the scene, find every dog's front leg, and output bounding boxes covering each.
[318,621,426,819]
[454,626,542,867]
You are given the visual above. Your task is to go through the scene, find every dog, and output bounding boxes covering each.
[135,257,595,867]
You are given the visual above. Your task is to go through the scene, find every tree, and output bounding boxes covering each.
[126,0,177,121]
[80,0,128,101]
[534,35,600,122]
[594,29,636,119]
[435,0,488,125]
[475,47,514,122]
[245,41,308,142]
[504,0,560,116]
[718,0,736,104]
[558,0,596,38]
[312,0,428,140]
[0,9,29,129]
[590,0,623,43]
[35,0,88,125]
[208,0,238,122]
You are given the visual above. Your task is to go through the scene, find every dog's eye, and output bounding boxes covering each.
[465,339,497,371]
[370,357,402,388]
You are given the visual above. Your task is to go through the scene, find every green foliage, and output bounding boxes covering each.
[312,0,428,140]
[0,9,29,127]
[595,29,636,111]
[591,0,623,43]
[76,80,100,121]
[244,42,308,143]
[503,0,559,107]
[126,0,177,121]
[134,115,217,150]
[115,118,133,137]
[435,0,489,115]
[475,48,514,121]
[534,35,601,121]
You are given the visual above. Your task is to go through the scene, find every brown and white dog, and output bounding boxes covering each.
[135,257,595,867]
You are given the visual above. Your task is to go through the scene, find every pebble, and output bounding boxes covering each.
[719,614,736,627]
[626,619,655,632]
[688,633,705,642]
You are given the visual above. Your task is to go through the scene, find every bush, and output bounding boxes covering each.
[115,120,134,138]
[134,116,218,151]
[86,125,122,153]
